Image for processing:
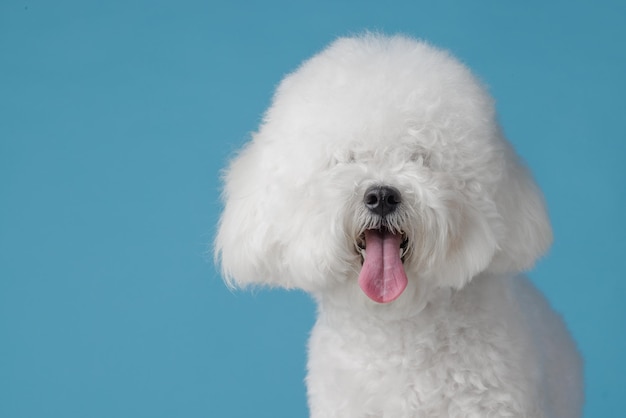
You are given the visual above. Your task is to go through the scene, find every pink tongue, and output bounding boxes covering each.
[358,229,408,303]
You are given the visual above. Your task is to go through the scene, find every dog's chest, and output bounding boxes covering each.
[307,314,451,416]
[306,304,527,418]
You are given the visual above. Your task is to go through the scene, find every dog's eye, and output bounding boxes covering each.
[410,152,423,164]
[331,151,356,166]
[409,151,430,167]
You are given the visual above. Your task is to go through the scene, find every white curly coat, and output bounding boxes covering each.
[216,34,583,418]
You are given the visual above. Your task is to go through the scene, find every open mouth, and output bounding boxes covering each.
[355,227,409,304]
[356,229,409,263]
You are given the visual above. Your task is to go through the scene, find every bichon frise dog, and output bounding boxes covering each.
[215,34,583,418]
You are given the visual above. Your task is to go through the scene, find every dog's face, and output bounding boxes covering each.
[216,35,552,307]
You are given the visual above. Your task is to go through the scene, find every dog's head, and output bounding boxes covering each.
[215,34,551,306]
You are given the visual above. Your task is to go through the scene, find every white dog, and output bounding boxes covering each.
[215,34,583,418]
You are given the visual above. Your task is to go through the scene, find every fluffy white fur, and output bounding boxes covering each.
[216,34,583,418]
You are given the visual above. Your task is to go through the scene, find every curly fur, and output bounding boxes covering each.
[215,34,583,418]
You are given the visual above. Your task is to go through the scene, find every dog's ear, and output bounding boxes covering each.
[488,147,553,274]
[432,203,500,289]
[215,135,334,291]
[434,145,552,288]
[214,139,288,289]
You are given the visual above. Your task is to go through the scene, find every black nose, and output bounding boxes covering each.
[364,185,401,217]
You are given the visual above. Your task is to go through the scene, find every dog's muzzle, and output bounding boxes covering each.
[357,185,408,304]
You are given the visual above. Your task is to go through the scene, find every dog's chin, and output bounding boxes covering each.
[354,227,410,304]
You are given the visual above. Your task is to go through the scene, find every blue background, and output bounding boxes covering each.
[2,1,624,417]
